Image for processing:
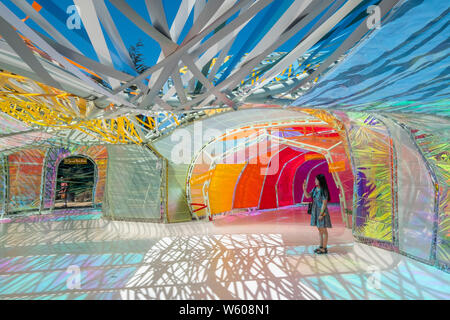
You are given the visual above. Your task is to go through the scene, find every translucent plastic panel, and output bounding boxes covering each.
[0,132,51,151]
[259,147,300,210]
[292,154,315,203]
[167,163,192,222]
[189,137,281,216]
[188,155,212,217]
[152,108,320,221]
[329,143,354,217]
[392,114,449,269]
[86,146,108,204]
[8,149,46,212]
[345,113,394,242]
[0,113,52,151]
[277,152,308,207]
[383,117,435,262]
[293,0,450,116]
[103,145,163,221]
[208,164,245,215]
[153,108,315,161]
[233,163,267,209]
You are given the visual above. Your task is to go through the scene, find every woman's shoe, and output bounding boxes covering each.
[314,246,323,253]
[317,248,328,254]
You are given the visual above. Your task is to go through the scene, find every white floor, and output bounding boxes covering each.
[0,207,448,300]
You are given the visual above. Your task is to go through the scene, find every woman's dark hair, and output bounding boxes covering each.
[316,174,330,201]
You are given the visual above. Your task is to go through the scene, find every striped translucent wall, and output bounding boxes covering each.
[187,124,352,221]
[382,117,436,263]
[153,108,317,222]
[389,114,449,270]
[103,145,164,222]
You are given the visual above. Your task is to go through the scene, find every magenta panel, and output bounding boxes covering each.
[277,152,312,207]
[293,160,340,204]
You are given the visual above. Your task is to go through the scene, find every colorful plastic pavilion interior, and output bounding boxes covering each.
[0,0,448,299]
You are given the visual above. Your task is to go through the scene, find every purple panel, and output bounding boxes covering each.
[355,171,376,227]
[293,160,340,204]
[308,162,340,203]
[293,160,323,204]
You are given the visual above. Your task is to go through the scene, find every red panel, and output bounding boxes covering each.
[233,163,266,208]
[277,152,316,207]
[232,143,281,209]
[258,147,302,210]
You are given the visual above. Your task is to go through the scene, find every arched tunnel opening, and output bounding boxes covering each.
[54,156,97,209]
[186,119,354,228]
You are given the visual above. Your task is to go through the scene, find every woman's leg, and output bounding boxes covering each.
[318,228,323,247]
[322,228,328,248]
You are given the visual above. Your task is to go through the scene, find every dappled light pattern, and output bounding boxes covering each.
[0,208,448,300]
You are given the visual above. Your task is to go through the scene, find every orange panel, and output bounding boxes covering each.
[233,162,267,209]
[32,1,42,11]
[329,160,346,172]
[208,164,245,215]
[305,153,325,161]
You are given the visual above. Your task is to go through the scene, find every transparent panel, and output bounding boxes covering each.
[103,145,163,221]
[391,114,449,269]
[383,117,435,262]
[345,113,394,242]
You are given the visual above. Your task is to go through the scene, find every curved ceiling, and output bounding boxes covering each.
[293,0,450,116]
[0,0,400,117]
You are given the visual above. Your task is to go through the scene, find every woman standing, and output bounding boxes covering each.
[303,174,332,254]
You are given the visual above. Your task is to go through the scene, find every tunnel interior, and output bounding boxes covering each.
[55,156,96,208]
[187,121,354,227]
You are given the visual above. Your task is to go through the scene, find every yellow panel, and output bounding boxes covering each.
[208,164,245,215]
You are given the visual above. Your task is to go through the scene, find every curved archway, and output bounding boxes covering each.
[54,155,98,209]
[186,120,354,226]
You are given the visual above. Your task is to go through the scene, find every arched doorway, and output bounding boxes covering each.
[186,121,354,227]
[54,156,96,208]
